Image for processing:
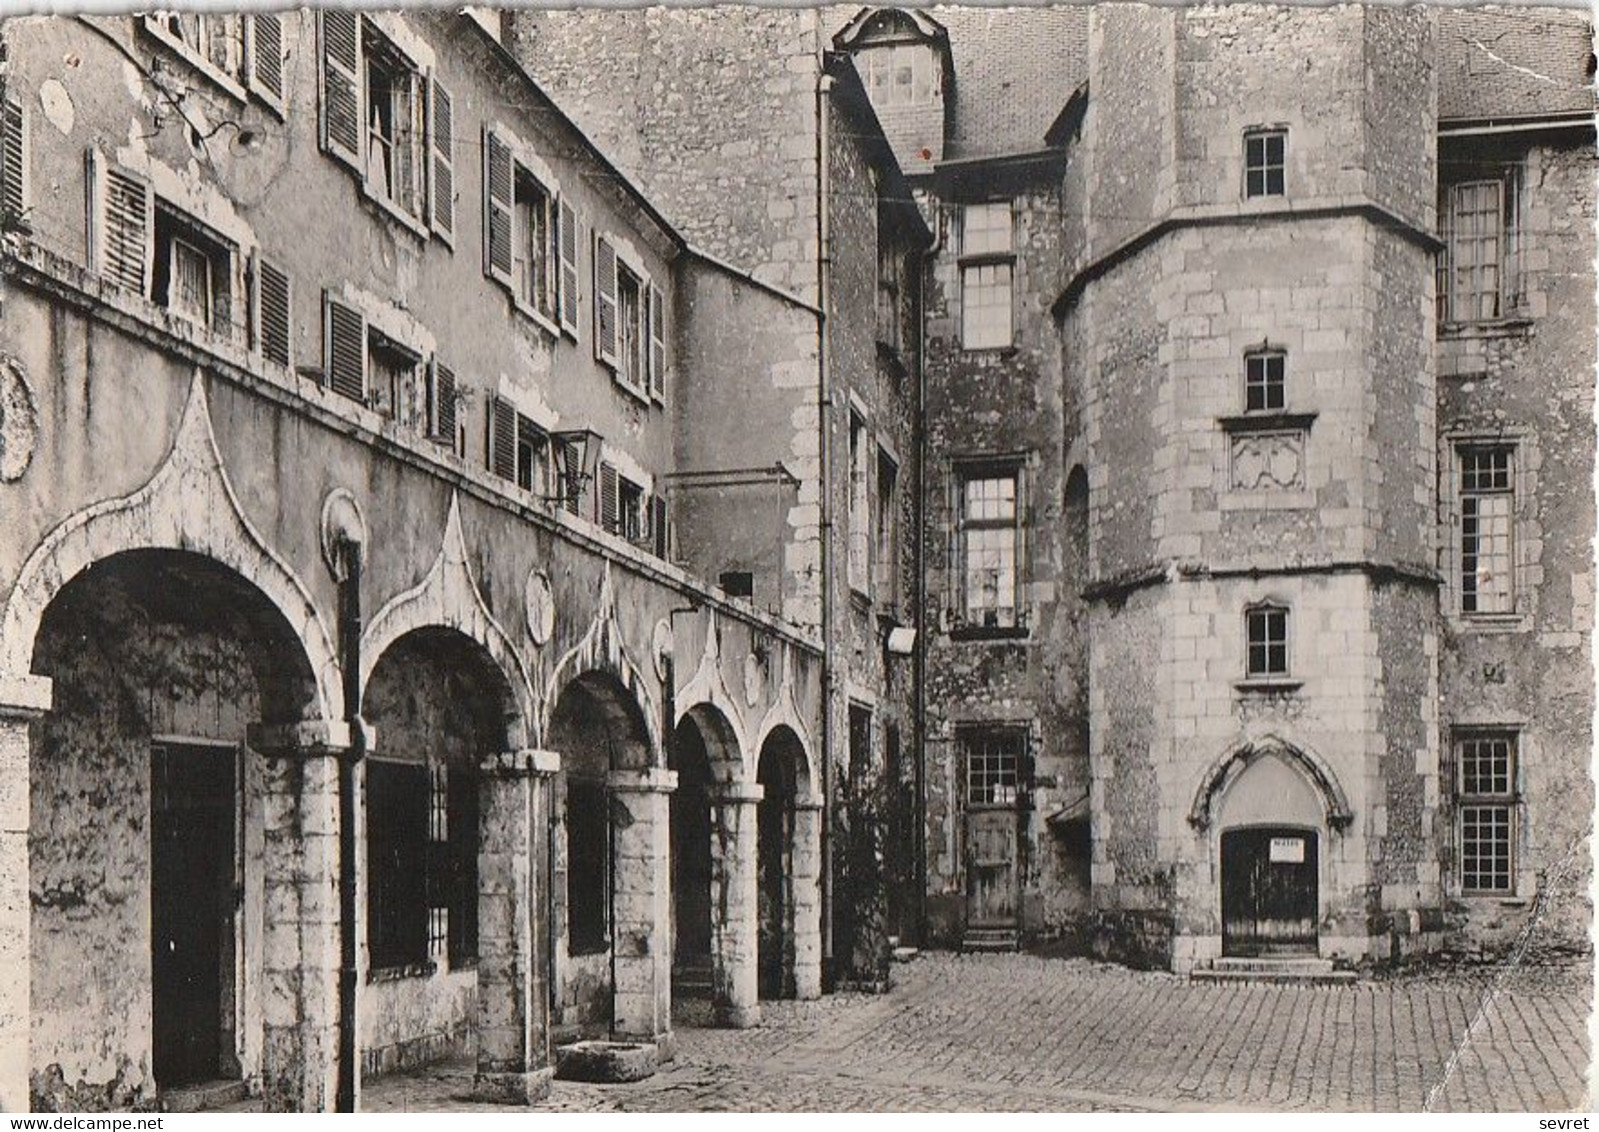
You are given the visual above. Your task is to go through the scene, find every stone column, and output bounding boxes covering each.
[0,675,50,1113]
[474,748,560,1104]
[249,719,363,1113]
[708,782,762,1028]
[607,767,675,1056]
[791,801,824,1001]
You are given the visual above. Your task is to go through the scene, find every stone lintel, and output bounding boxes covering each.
[483,748,562,778]
[706,781,765,805]
[608,767,678,794]
[0,672,52,720]
[248,717,374,756]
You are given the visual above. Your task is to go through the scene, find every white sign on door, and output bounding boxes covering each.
[1269,836,1305,863]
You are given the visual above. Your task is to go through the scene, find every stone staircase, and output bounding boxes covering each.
[1190,955,1356,985]
[961,926,1020,953]
[673,956,714,997]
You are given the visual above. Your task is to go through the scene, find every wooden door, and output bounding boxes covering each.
[1221,827,1318,956]
[965,810,1019,925]
[151,742,236,1088]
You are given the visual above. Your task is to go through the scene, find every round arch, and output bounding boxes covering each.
[1,372,339,721]
[363,625,523,754]
[1188,732,1353,833]
[548,669,654,772]
[756,724,817,807]
[676,701,748,783]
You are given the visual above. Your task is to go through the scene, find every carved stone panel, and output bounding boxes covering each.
[1230,429,1306,492]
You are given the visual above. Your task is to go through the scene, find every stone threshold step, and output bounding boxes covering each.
[1191,967,1357,986]
[160,1078,251,1113]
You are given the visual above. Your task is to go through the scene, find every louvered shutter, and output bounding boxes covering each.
[652,494,669,559]
[91,154,153,297]
[490,396,517,481]
[598,461,619,532]
[594,234,618,367]
[648,283,666,400]
[324,294,367,402]
[251,252,292,368]
[430,360,456,450]
[428,78,455,241]
[557,199,580,334]
[2,98,27,228]
[483,128,514,285]
[318,11,362,169]
[246,14,285,107]
[558,439,581,516]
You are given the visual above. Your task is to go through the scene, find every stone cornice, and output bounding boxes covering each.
[1083,558,1442,604]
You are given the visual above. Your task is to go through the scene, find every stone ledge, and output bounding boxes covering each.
[247,718,374,755]
[483,748,563,777]
[0,673,52,718]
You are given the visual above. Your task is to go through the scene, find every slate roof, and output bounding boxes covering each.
[1436,4,1596,123]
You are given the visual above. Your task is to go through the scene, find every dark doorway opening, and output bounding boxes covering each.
[1220,826,1319,956]
[151,741,237,1089]
[669,722,713,994]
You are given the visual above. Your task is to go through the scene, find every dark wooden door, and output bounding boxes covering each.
[965,809,1019,926]
[151,743,236,1088]
[1221,827,1318,956]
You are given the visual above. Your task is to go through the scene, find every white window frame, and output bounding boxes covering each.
[1243,127,1287,199]
[954,460,1025,632]
[959,202,1014,351]
[142,12,248,101]
[1453,730,1519,896]
[1453,441,1518,619]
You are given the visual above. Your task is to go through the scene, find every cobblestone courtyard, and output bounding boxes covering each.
[357,951,1592,1113]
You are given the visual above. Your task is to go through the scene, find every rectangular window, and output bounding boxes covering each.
[963,728,1023,807]
[1439,175,1521,324]
[145,13,242,86]
[367,758,430,971]
[1459,445,1514,615]
[876,448,899,605]
[367,329,421,424]
[960,202,1014,351]
[958,466,1021,630]
[513,169,557,321]
[515,414,552,497]
[862,44,939,107]
[619,476,647,545]
[1244,129,1286,198]
[848,703,873,789]
[617,266,644,393]
[1245,605,1289,678]
[848,413,871,594]
[719,570,754,599]
[151,202,237,340]
[362,22,425,220]
[1456,732,1516,894]
[1244,350,1286,413]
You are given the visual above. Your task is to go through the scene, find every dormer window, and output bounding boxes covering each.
[859,43,940,106]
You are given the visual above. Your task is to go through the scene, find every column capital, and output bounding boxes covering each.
[482,748,561,778]
[706,781,764,805]
[608,767,677,794]
[794,799,826,813]
[248,717,374,757]
[0,672,51,720]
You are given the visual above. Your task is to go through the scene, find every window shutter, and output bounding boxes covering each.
[250,252,292,368]
[318,11,362,169]
[598,461,619,532]
[246,14,285,107]
[91,154,153,297]
[482,127,514,286]
[648,282,666,400]
[594,234,618,366]
[557,198,580,335]
[1,97,27,229]
[324,294,366,403]
[652,493,669,559]
[491,396,517,481]
[428,78,455,241]
[430,360,457,450]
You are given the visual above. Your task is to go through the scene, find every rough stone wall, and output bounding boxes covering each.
[1435,134,1597,953]
[28,570,266,1110]
[506,7,823,303]
[921,178,1080,946]
[1083,5,1175,256]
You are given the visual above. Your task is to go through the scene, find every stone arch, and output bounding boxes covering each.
[360,492,534,744]
[1188,732,1353,832]
[0,371,339,722]
[674,613,752,780]
[753,646,820,806]
[544,563,659,762]
[755,723,819,808]
[677,701,749,785]
[363,625,523,755]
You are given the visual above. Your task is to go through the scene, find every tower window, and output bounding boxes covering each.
[1244,129,1286,198]
[1245,604,1289,678]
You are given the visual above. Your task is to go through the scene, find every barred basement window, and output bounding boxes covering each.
[1245,604,1289,678]
[963,728,1023,807]
[1457,732,1516,894]
[1244,349,1286,413]
[1459,445,1515,615]
[1244,129,1286,198]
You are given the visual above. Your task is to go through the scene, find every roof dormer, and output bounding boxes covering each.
[834,8,953,173]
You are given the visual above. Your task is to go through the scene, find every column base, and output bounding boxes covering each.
[473,1068,554,1106]
[712,1002,761,1029]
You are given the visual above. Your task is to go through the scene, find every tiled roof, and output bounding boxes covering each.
[936,4,1090,158]
[1437,5,1595,122]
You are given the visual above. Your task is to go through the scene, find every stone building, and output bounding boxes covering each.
[0,8,905,1112]
[832,3,1596,971]
[513,2,1596,974]
[507,8,934,982]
